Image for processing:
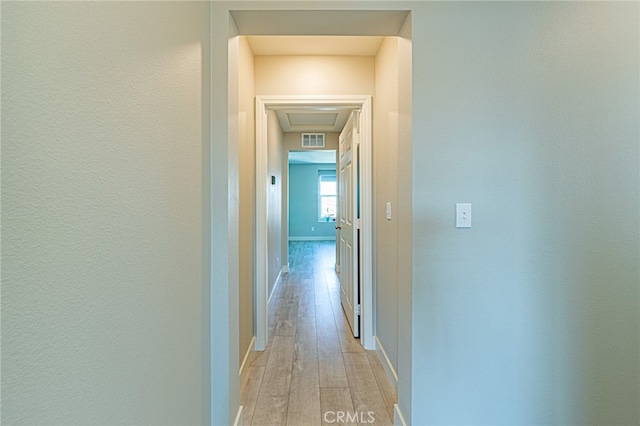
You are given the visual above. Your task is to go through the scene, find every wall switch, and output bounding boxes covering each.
[386,202,392,220]
[311,226,314,232]
[456,203,472,228]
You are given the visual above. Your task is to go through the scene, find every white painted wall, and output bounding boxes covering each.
[283,133,339,151]
[2,2,210,424]
[255,56,375,96]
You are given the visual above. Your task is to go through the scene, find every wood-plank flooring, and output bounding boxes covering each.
[241,241,396,426]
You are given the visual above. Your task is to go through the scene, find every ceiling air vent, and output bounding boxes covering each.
[302,133,325,148]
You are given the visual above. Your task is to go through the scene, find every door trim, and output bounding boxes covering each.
[255,95,374,351]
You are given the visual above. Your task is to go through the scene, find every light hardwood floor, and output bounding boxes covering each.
[241,241,396,426]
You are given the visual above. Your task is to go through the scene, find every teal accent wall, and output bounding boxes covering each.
[289,163,336,239]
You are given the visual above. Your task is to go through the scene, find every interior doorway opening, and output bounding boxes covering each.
[223,9,413,424]
[287,149,338,243]
[286,148,339,307]
[255,96,374,352]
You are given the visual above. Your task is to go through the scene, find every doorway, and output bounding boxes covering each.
[286,149,338,298]
[255,96,374,352]
[287,149,338,244]
[215,8,413,425]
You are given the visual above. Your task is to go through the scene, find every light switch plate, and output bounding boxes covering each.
[456,203,472,228]
[386,202,392,220]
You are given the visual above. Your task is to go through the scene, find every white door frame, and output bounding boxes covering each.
[255,95,374,351]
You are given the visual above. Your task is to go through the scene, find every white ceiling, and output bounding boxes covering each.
[275,107,352,133]
[289,150,337,165]
[247,36,384,56]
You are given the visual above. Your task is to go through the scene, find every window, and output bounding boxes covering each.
[318,172,337,221]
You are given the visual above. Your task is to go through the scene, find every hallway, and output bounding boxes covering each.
[241,241,396,425]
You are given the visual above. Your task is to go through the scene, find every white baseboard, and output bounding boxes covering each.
[288,236,336,241]
[394,404,406,426]
[375,336,398,391]
[268,268,283,306]
[233,405,243,426]
[239,336,256,388]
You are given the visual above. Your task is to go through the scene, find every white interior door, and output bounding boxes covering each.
[337,111,360,338]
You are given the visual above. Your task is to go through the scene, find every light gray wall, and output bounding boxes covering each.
[289,164,337,239]
[215,11,240,423]
[395,15,413,425]
[373,36,401,378]
[410,2,639,424]
[2,2,210,424]
[238,36,256,368]
[267,111,284,298]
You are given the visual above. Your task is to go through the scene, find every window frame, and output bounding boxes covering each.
[317,170,337,222]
